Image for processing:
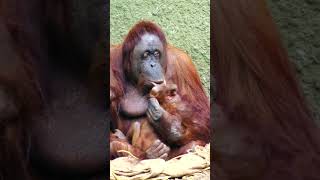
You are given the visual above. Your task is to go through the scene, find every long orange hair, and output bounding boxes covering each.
[213,0,320,179]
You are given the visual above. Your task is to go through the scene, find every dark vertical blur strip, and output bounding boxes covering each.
[210,0,215,179]
[105,0,111,179]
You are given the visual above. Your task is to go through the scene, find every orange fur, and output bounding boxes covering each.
[110,21,210,159]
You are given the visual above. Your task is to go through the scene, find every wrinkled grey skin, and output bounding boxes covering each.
[132,34,165,85]
[147,97,165,121]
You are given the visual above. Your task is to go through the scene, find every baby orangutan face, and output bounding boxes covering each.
[149,82,181,105]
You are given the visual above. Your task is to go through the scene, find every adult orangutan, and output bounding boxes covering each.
[110,21,210,160]
[0,1,107,179]
[213,0,320,180]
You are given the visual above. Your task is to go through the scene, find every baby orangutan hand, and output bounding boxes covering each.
[145,139,170,160]
[127,121,170,160]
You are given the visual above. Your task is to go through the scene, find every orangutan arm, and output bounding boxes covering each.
[146,100,207,158]
[146,98,184,144]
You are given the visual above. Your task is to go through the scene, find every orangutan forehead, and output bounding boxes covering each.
[135,33,164,51]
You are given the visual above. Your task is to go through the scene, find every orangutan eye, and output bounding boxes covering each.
[154,50,160,57]
[143,51,149,58]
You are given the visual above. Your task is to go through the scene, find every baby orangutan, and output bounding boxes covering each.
[126,83,199,160]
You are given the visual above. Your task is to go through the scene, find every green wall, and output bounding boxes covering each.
[268,0,320,123]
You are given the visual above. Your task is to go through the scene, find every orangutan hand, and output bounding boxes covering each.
[145,139,170,160]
